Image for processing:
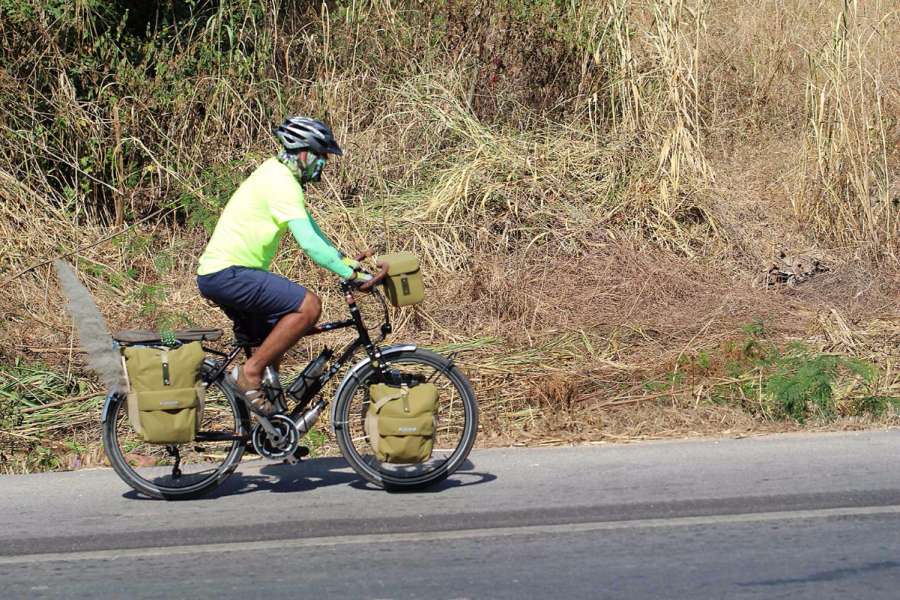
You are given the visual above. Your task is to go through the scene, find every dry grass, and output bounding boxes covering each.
[0,0,898,472]
[797,0,899,259]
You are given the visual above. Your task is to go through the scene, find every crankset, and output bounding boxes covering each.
[250,414,300,461]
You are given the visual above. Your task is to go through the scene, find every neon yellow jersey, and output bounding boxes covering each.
[197,158,311,276]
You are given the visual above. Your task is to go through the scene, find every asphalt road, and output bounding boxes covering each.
[2,431,900,598]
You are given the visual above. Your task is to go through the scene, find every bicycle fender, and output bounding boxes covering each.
[330,344,417,431]
[100,391,126,424]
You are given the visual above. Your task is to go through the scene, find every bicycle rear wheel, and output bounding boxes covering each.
[102,364,249,500]
[333,348,478,490]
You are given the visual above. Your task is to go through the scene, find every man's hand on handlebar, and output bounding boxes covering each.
[348,270,373,286]
[340,248,375,271]
[347,260,389,292]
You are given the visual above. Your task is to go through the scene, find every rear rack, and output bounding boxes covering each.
[113,328,224,346]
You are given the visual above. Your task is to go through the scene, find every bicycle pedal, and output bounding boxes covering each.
[282,446,310,464]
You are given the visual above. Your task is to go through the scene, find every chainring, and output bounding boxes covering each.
[250,414,300,460]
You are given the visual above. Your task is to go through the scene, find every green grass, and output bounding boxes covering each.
[305,429,328,458]
[686,324,894,423]
[0,359,79,417]
[0,359,103,469]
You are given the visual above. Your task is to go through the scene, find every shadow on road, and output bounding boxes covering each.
[124,456,496,500]
[737,560,900,587]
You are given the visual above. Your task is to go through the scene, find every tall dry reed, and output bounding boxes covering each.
[797,0,898,260]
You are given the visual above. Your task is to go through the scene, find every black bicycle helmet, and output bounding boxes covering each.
[274,116,343,156]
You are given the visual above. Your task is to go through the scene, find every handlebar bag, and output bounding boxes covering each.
[122,342,205,444]
[378,252,424,307]
[366,382,438,463]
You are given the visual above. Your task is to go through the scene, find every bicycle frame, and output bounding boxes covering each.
[198,280,396,423]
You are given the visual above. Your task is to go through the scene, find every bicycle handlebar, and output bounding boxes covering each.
[359,260,389,291]
[353,248,375,262]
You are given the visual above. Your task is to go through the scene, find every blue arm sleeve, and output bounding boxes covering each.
[288,218,354,279]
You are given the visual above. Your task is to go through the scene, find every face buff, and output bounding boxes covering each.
[277,150,301,178]
[278,151,326,183]
[302,153,326,183]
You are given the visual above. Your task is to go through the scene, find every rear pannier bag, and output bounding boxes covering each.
[378,252,424,307]
[122,342,205,444]
[366,383,438,463]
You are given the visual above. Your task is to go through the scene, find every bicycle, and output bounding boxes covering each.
[101,264,479,500]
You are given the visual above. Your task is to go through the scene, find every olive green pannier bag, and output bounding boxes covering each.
[377,252,424,307]
[366,383,438,463]
[122,342,205,444]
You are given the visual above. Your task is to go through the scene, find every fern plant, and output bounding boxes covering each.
[764,349,877,423]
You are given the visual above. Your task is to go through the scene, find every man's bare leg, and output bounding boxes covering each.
[238,292,322,390]
[250,349,282,374]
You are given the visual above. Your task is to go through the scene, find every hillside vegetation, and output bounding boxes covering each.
[1,0,898,472]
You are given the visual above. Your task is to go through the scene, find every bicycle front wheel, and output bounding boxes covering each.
[333,348,479,490]
[102,364,249,500]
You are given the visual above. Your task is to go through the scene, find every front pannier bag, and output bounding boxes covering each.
[122,342,205,444]
[378,252,424,307]
[366,383,438,463]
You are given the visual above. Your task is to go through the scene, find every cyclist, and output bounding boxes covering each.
[196,116,369,415]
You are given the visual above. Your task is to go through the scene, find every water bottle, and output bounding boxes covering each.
[296,400,326,435]
[287,348,333,402]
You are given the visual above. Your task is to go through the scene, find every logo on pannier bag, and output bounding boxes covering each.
[160,400,180,407]
[398,426,418,433]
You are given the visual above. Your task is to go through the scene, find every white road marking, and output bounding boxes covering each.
[2,504,900,566]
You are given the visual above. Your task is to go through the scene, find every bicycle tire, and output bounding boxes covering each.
[333,348,478,490]
[102,364,249,500]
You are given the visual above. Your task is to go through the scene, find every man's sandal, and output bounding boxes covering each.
[229,366,276,417]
